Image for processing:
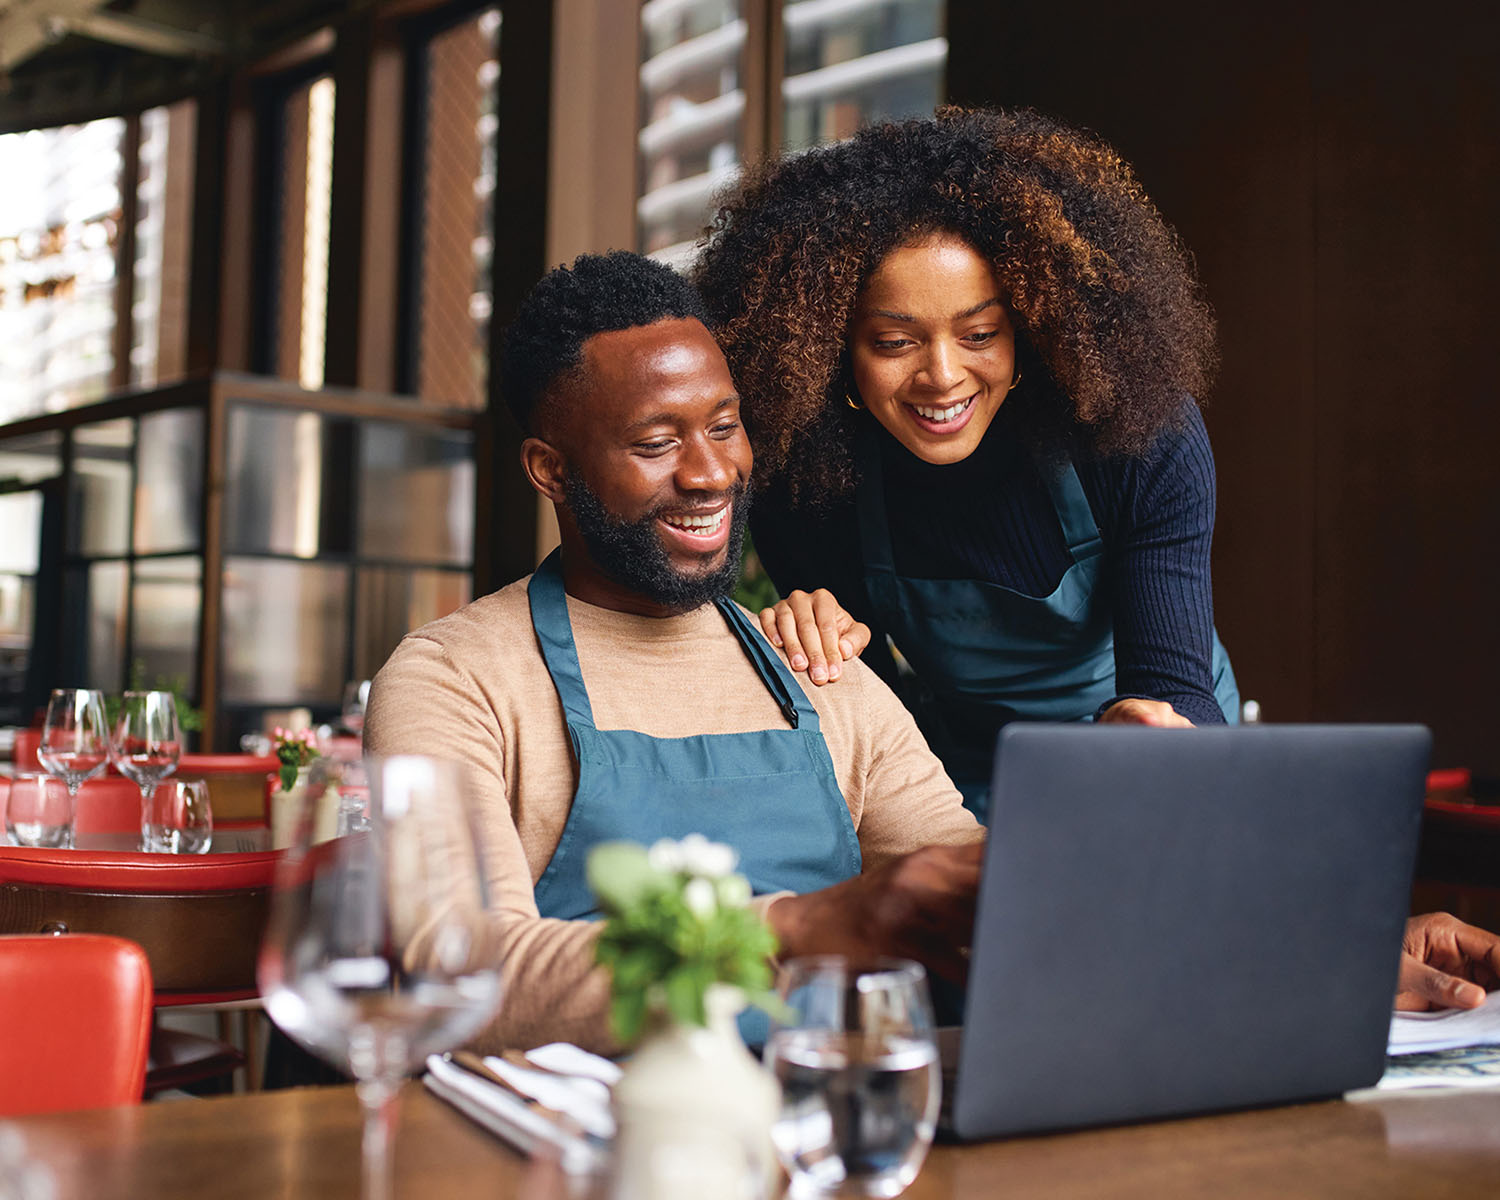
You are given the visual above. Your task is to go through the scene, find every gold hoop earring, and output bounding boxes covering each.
[1007,370,1023,393]
[845,388,863,411]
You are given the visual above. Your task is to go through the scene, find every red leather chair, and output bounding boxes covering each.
[0,846,280,1093]
[74,776,148,835]
[0,933,153,1115]
[0,775,146,836]
[12,726,41,772]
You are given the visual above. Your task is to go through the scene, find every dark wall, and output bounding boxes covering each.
[949,0,1500,770]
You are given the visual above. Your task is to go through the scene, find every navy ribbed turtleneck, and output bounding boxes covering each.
[749,401,1225,726]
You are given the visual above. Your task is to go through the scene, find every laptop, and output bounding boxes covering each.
[947,723,1430,1140]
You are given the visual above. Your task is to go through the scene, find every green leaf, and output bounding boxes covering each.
[586,842,661,914]
[663,964,710,1028]
[610,987,648,1045]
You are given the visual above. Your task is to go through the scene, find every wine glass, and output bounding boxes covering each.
[765,957,941,1199]
[340,679,372,736]
[37,689,110,831]
[258,755,503,1200]
[110,691,182,848]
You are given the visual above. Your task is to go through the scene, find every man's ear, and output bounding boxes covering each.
[520,437,568,504]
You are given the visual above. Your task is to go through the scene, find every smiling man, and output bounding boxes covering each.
[364,251,984,1053]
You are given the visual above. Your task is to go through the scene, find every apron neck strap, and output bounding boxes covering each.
[1032,445,1103,556]
[528,550,597,730]
[714,597,810,730]
[855,421,897,575]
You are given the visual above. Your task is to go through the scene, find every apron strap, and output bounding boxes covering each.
[715,598,812,731]
[1030,445,1104,558]
[527,550,597,731]
[854,421,898,576]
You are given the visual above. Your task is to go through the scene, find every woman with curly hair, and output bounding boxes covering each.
[694,107,1239,820]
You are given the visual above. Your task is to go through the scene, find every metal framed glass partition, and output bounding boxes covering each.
[0,372,476,747]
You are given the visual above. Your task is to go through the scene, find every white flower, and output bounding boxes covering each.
[678,833,738,878]
[647,838,685,873]
[683,876,718,918]
[715,874,752,908]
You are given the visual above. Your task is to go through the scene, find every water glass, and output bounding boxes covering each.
[766,958,941,1199]
[143,780,213,854]
[4,774,73,848]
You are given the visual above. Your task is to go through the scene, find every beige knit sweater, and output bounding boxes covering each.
[364,575,980,1052]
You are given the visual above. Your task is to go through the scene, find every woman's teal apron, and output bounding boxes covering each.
[856,429,1239,824]
[527,551,861,1038]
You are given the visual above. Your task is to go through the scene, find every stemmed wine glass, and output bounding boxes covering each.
[340,679,372,736]
[110,691,182,849]
[258,755,503,1200]
[37,689,110,839]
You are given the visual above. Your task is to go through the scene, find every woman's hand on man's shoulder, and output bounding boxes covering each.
[757,588,871,685]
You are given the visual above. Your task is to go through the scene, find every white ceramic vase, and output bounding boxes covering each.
[610,984,780,1200]
[269,766,338,848]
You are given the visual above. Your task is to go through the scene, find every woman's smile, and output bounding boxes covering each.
[907,393,977,431]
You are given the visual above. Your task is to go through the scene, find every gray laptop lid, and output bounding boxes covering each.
[951,724,1429,1140]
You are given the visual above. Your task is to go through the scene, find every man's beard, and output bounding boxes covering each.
[564,474,752,611]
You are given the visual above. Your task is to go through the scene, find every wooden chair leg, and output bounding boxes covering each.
[245,1010,264,1092]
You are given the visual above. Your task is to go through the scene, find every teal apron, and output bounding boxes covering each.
[527,551,862,1037]
[856,428,1239,823]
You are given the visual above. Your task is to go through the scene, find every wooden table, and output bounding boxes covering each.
[9,1083,1500,1198]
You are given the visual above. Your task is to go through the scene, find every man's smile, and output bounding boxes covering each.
[658,503,731,552]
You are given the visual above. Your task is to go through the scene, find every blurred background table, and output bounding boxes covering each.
[9,1084,1500,1199]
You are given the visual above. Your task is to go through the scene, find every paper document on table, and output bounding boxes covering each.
[1387,990,1500,1055]
[1374,1044,1500,1090]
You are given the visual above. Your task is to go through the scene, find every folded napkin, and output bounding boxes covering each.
[423,1049,614,1176]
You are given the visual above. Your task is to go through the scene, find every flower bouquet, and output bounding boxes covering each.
[587,833,782,1042]
[272,726,319,792]
[586,834,782,1200]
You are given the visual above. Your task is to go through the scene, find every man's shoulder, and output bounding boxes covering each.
[399,575,537,656]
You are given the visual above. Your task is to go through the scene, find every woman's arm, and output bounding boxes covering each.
[1086,404,1226,726]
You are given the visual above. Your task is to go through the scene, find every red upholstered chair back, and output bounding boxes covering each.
[0,776,143,835]
[73,776,148,835]
[0,933,153,1115]
[12,727,41,771]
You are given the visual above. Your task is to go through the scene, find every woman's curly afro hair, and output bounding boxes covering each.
[693,106,1218,502]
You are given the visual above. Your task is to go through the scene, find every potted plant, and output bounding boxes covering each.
[587,835,783,1200]
[268,726,329,848]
